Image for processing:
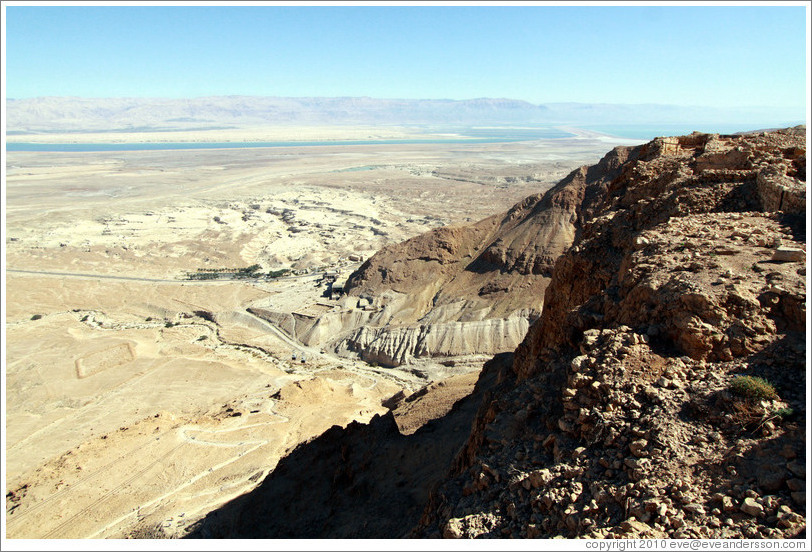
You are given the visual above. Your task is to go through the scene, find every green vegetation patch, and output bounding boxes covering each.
[187,265,289,280]
[773,407,795,420]
[730,375,779,401]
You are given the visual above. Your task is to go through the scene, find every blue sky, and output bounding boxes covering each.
[3,3,808,111]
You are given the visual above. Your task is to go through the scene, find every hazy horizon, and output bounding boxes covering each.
[5,94,807,114]
[5,96,805,138]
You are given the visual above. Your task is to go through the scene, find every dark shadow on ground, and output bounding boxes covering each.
[184,353,511,539]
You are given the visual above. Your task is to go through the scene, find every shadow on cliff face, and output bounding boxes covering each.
[184,354,512,539]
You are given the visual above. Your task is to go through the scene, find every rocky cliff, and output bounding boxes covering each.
[413,126,807,538]
[308,146,636,366]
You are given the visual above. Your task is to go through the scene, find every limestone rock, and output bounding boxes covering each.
[528,468,553,489]
[741,497,764,517]
[443,518,464,539]
[630,439,649,457]
[684,503,706,516]
[333,316,531,366]
[772,247,805,263]
[757,470,786,492]
[787,461,806,478]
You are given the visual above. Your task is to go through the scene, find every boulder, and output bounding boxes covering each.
[740,497,764,517]
[772,247,805,263]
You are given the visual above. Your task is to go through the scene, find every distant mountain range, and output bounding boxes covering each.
[4,96,804,133]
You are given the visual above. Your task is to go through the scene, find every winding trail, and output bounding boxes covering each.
[86,422,283,538]
[5,429,176,535]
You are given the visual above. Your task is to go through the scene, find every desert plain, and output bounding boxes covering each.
[4,126,641,538]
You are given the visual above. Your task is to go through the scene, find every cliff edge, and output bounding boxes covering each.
[413,126,807,538]
[304,145,635,366]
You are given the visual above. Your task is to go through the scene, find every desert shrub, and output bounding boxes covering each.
[127,523,172,539]
[773,407,795,420]
[193,310,216,323]
[730,376,779,401]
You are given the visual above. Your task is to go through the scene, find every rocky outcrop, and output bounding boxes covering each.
[345,143,636,315]
[336,315,533,367]
[413,127,806,539]
[319,145,635,365]
[516,127,806,376]
[342,201,548,327]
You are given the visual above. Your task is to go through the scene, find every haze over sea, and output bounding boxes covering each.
[6,123,797,152]
[5,127,575,152]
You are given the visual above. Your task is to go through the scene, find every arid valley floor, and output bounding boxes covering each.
[4,126,642,538]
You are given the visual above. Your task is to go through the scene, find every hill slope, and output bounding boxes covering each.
[318,146,633,366]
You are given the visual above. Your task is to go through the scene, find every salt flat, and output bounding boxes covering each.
[5,124,439,144]
[4,127,639,538]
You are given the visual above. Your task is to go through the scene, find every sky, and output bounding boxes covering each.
[2,2,809,113]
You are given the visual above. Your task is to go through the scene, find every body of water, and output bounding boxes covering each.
[5,127,574,152]
[7,124,792,152]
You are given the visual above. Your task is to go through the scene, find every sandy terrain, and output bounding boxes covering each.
[4,274,414,539]
[4,127,640,538]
